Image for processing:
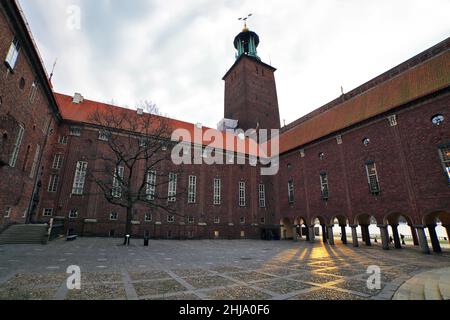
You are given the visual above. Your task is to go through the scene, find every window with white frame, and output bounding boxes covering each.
[145,213,152,222]
[146,170,157,201]
[188,176,197,204]
[9,124,24,168]
[72,161,88,195]
[168,173,177,202]
[214,216,220,224]
[98,130,110,141]
[213,178,221,205]
[258,184,266,208]
[58,136,68,145]
[4,207,12,218]
[288,180,294,204]
[48,174,59,193]
[260,217,266,224]
[29,80,38,103]
[320,173,329,200]
[240,217,245,224]
[110,212,118,221]
[69,126,81,136]
[438,146,450,183]
[69,209,78,219]
[366,162,380,195]
[112,166,124,198]
[29,144,41,178]
[43,208,53,217]
[239,181,246,207]
[167,215,175,223]
[188,216,195,224]
[52,154,63,170]
[5,37,21,70]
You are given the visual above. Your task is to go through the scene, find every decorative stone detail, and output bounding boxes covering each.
[336,135,343,145]
[84,219,97,223]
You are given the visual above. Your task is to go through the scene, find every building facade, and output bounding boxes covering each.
[0,1,449,254]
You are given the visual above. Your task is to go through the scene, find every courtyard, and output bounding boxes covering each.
[0,238,449,300]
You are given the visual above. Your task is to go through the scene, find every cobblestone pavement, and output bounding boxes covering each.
[0,238,449,300]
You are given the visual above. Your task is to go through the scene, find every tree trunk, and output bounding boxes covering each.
[123,206,133,245]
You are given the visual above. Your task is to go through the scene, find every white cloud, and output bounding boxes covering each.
[19,0,450,128]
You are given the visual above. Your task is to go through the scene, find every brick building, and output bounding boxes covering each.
[0,1,449,254]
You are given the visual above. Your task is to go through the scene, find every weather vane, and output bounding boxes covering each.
[238,13,253,29]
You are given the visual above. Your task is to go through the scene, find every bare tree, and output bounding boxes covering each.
[88,101,185,244]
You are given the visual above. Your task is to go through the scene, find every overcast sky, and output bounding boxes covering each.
[19,0,450,128]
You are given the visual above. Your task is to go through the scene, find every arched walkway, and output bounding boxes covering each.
[309,216,328,244]
[423,211,450,253]
[383,213,419,250]
[280,218,294,240]
[330,215,350,245]
[293,217,308,241]
[353,214,379,247]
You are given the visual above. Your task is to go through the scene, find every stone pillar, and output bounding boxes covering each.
[327,226,335,245]
[340,225,347,244]
[361,224,371,246]
[309,226,315,243]
[321,225,327,243]
[410,225,419,246]
[414,225,430,254]
[305,226,310,241]
[427,225,442,253]
[350,225,359,247]
[391,224,402,249]
[444,225,450,245]
[293,226,298,242]
[378,225,390,250]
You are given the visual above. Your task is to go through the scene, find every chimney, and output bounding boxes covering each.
[72,93,84,104]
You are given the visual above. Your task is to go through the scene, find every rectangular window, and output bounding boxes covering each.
[5,37,20,70]
[145,213,152,222]
[146,170,157,201]
[168,173,177,202]
[110,212,118,221]
[214,216,220,224]
[98,130,110,141]
[72,161,88,195]
[260,217,266,224]
[69,209,78,219]
[239,181,246,207]
[112,166,124,198]
[4,207,12,218]
[29,144,41,178]
[439,146,450,184]
[167,215,175,223]
[52,154,63,170]
[366,162,381,195]
[188,176,197,204]
[288,180,295,204]
[29,80,38,103]
[9,124,24,167]
[320,173,329,200]
[258,184,266,208]
[69,126,81,136]
[240,217,246,224]
[43,208,53,217]
[58,136,68,145]
[188,216,195,224]
[48,174,60,193]
[213,178,221,205]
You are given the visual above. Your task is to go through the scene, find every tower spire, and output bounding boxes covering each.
[234,14,260,60]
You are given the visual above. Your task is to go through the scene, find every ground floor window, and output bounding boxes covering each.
[43,208,53,217]
[69,209,78,219]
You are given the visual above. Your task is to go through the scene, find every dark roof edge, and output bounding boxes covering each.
[281,37,450,133]
[3,1,61,121]
[222,54,277,80]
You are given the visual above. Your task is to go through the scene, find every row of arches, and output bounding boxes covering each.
[280,211,450,254]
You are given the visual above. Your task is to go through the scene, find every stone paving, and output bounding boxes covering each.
[0,238,449,300]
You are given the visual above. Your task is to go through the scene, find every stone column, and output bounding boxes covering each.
[444,225,450,245]
[378,225,390,250]
[350,225,359,247]
[305,226,310,241]
[309,226,315,243]
[391,224,402,249]
[427,225,442,253]
[410,225,419,246]
[327,226,335,245]
[321,225,327,243]
[293,226,298,242]
[361,224,371,246]
[340,225,348,244]
[414,225,430,254]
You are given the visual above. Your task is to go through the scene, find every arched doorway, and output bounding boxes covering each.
[294,217,308,241]
[384,213,418,250]
[424,211,450,253]
[354,214,379,247]
[310,216,327,243]
[331,215,350,245]
[280,218,294,240]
